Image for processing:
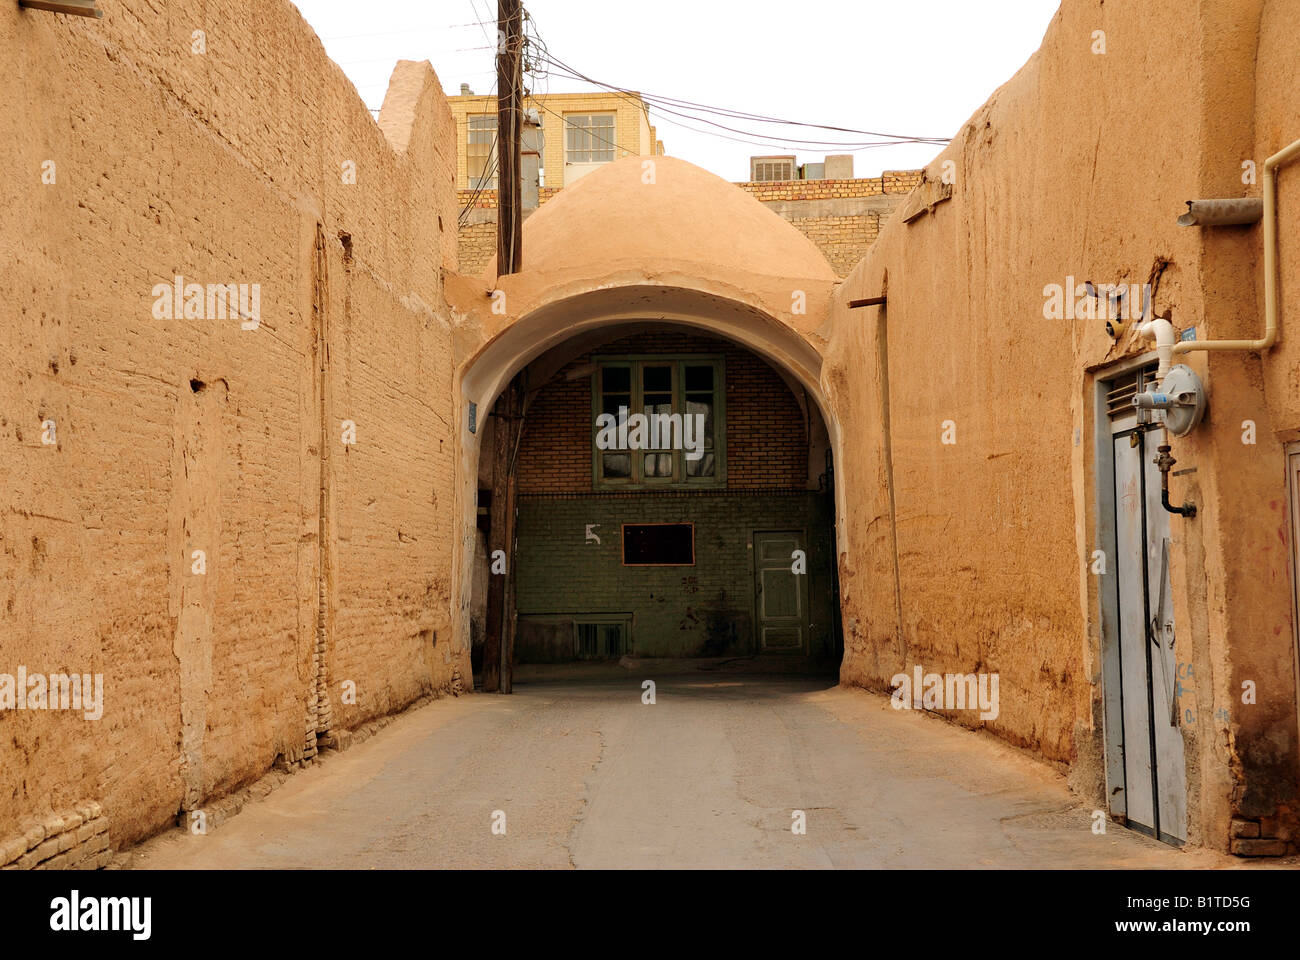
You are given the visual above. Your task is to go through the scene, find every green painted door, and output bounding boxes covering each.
[754,531,807,652]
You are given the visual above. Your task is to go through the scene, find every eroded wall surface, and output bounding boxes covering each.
[0,0,464,850]
[825,0,1300,851]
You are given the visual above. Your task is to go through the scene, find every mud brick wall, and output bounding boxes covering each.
[0,0,462,852]
[821,0,1300,854]
[0,803,111,871]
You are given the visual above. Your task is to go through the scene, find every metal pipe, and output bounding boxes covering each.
[1177,198,1263,227]
[1154,434,1196,518]
[1172,135,1300,360]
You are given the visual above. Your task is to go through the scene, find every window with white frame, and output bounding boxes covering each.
[565,114,617,164]
[467,115,497,188]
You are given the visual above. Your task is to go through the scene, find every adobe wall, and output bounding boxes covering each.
[823,0,1300,851]
[0,0,465,853]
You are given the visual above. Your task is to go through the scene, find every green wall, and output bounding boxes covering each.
[514,491,835,660]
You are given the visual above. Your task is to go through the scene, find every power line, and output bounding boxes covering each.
[539,47,950,142]
[526,46,950,149]
[466,0,495,46]
[337,47,493,67]
[530,100,639,159]
[320,23,493,42]
[458,125,501,226]
[458,68,503,226]
[459,150,500,227]
[539,54,947,148]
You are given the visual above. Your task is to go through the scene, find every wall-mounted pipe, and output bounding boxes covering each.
[1177,198,1263,227]
[1171,136,1300,362]
[1137,312,1179,381]
[1154,439,1196,517]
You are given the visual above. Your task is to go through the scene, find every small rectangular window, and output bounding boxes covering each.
[566,114,617,164]
[623,523,694,566]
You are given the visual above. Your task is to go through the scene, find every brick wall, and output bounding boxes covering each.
[733,171,921,201]
[447,92,658,191]
[786,214,882,278]
[0,802,110,871]
[510,331,832,660]
[458,186,563,210]
[516,331,811,494]
[1,0,460,856]
[515,491,835,658]
[457,221,498,277]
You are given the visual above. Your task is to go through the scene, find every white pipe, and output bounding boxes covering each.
[1170,135,1300,361]
[1137,313,1178,381]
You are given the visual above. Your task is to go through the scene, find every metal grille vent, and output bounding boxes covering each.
[576,621,626,660]
[1106,364,1159,419]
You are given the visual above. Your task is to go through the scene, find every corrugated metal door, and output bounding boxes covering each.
[1288,445,1300,754]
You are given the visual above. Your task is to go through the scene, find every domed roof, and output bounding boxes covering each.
[496,155,837,282]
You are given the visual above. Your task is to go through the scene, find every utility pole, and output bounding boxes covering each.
[496,0,523,274]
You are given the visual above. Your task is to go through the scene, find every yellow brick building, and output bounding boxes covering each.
[447,88,664,190]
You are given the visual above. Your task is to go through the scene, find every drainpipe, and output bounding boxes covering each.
[1170,135,1300,364]
[1137,137,1300,521]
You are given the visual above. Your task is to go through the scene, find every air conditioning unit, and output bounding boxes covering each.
[750,155,796,182]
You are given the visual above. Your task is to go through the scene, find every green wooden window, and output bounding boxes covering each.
[591,356,725,489]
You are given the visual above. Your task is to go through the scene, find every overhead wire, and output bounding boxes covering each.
[535,51,948,149]
[515,28,950,152]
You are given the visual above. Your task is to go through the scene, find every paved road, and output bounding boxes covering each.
[132,674,1231,869]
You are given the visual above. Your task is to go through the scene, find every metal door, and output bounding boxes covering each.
[1109,403,1187,844]
[754,531,807,652]
[1288,445,1300,754]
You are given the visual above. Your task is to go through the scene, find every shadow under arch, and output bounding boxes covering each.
[452,283,849,675]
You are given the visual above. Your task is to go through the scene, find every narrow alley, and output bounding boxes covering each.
[131,675,1228,870]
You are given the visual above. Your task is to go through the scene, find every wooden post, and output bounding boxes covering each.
[496,0,523,274]
[482,407,508,693]
[500,395,521,694]
[483,378,524,693]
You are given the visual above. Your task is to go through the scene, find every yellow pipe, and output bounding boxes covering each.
[1171,135,1300,359]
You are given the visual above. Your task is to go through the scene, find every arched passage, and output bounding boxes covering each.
[445,156,852,688]
[453,288,847,689]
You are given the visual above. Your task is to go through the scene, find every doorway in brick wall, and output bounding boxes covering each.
[753,531,809,653]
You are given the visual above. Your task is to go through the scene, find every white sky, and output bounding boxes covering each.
[292,0,1060,182]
